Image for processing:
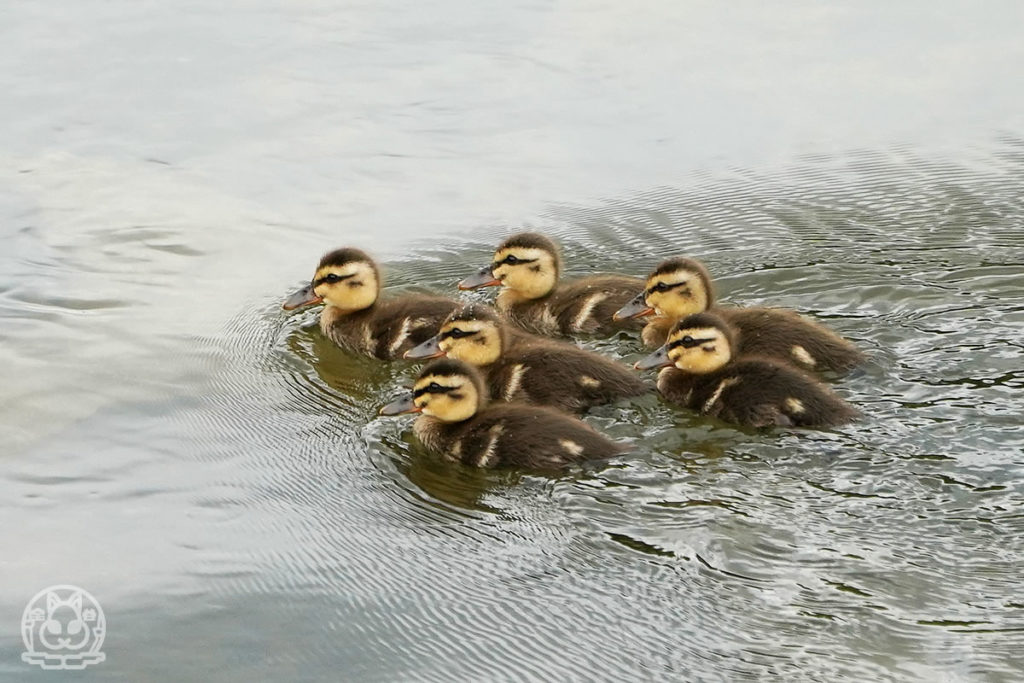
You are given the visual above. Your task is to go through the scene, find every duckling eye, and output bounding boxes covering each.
[324,274,342,283]
[653,282,669,293]
[428,382,443,393]
[504,255,519,265]
[449,328,468,339]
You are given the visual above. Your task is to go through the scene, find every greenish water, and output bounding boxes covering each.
[3,1,1024,681]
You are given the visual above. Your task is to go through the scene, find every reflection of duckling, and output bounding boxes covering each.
[458,232,643,336]
[636,313,859,428]
[283,248,460,359]
[615,257,863,374]
[404,304,648,413]
[380,359,629,469]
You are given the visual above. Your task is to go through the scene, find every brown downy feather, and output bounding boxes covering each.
[639,256,863,374]
[433,304,649,413]
[655,313,859,428]
[644,306,864,374]
[414,403,629,469]
[491,337,649,413]
[657,359,859,428]
[402,358,629,469]
[289,247,463,360]
[322,296,462,359]
[499,275,646,337]
[482,232,644,336]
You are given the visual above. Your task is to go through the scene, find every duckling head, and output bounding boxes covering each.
[635,312,734,373]
[283,247,380,313]
[380,359,488,422]
[459,232,561,300]
[405,304,506,365]
[615,257,714,320]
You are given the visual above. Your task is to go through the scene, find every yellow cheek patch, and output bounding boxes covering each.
[668,327,730,373]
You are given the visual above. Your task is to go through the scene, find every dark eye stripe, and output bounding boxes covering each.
[313,272,357,287]
[412,383,458,398]
[668,335,717,350]
[494,256,538,267]
[440,329,479,341]
[647,281,687,296]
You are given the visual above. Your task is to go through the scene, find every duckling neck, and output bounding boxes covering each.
[498,284,553,306]
[413,416,463,458]
[657,367,702,406]
[321,302,376,324]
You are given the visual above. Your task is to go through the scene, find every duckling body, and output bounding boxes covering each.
[405,304,648,413]
[618,257,863,374]
[283,248,461,360]
[637,313,858,429]
[655,359,858,428]
[499,275,646,337]
[319,296,463,359]
[415,403,626,469]
[381,359,628,469]
[643,306,863,374]
[459,232,643,336]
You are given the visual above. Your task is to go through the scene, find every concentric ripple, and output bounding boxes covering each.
[3,147,1023,682]
[124,146,1023,681]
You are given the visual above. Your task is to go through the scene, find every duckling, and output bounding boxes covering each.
[636,313,859,428]
[282,248,461,359]
[458,232,644,337]
[380,359,629,469]
[403,304,648,413]
[614,257,864,374]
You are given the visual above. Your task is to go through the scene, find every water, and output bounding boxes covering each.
[2,1,1024,681]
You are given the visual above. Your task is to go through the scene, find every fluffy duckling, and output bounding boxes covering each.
[380,359,629,469]
[403,304,648,413]
[458,232,644,336]
[615,257,863,374]
[636,313,859,428]
[283,248,461,359]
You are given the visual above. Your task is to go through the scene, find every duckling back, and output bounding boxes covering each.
[719,307,864,375]
[500,275,646,336]
[643,306,863,374]
[322,295,461,359]
[490,338,648,413]
[658,358,859,428]
[414,403,629,469]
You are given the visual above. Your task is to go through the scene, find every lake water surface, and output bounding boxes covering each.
[2,1,1023,681]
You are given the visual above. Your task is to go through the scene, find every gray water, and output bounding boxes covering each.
[2,1,1024,681]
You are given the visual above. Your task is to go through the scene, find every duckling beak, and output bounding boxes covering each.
[379,395,422,416]
[282,283,323,310]
[458,265,501,290]
[634,345,672,370]
[613,292,655,321]
[404,335,445,360]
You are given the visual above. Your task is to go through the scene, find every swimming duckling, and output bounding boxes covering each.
[636,313,859,428]
[380,359,629,469]
[283,248,461,359]
[458,232,644,337]
[403,304,648,413]
[614,257,863,374]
